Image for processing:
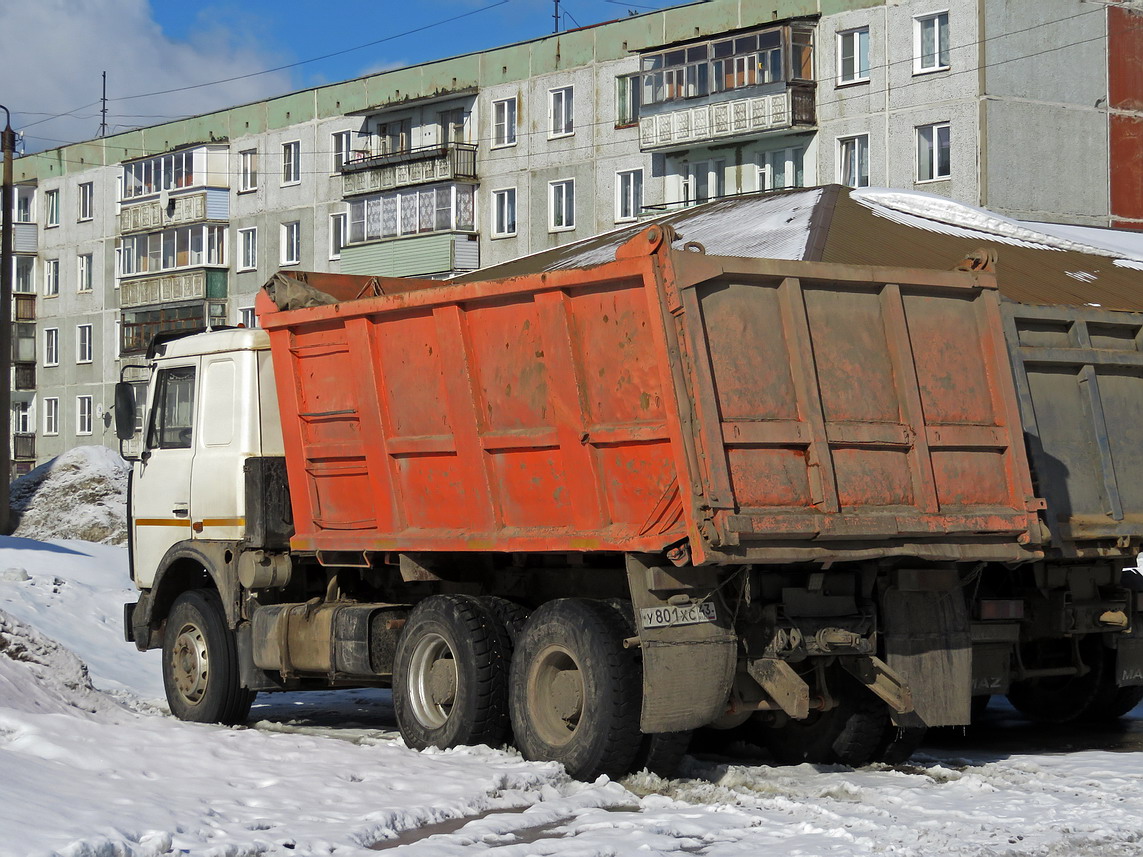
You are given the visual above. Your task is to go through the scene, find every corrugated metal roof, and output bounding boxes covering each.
[457,186,1143,312]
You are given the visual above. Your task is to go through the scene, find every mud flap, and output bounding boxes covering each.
[626,556,737,732]
[881,585,972,726]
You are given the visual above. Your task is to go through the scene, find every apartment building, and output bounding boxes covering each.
[9,0,1143,470]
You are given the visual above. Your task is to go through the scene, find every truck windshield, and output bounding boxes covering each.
[148,365,196,450]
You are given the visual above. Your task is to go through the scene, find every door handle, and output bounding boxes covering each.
[172,503,189,517]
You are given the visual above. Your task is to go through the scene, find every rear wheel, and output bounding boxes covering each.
[1081,647,1143,722]
[629,731,692,778]
[1007,636,1106,724]
[163,589,254,725]
[510,598,641,781]
[393,595,511,750]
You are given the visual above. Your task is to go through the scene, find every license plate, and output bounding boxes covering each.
[639,601,717,629]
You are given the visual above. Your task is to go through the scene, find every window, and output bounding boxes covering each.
[331,130,353,172]
[759,148,804,191]
[329,213,346,259]
[493,98,517,147]
[492,188,517,237]
[15,324,35,363]
[281,141,300,185]
[77,324,93,364]
[13,401,30,434]
[281,221,301,265]
[346,184,476,243]
[45,189,59,227]
[616,74,641,126]
[439,108,467,144]
[839,135,870,188]
[916,122,951,181]
[43,398,59,436]
[239,149,258,191]
[378,119,411,155]
[148,366,195,450]
[616,169,643,222]
[838,27,869,84]
[238,227,257,271]
[76,396,93,436]
[15,257,34,294]
[78,182,94,221]
[44,328,59,367]
[549,179,575,231]
[121,150,196,199]
[549,87,574,137]
[683,160,726,204]
[239,306,257,329]
[117,225,226,277]
[915,12,950,73]
[77,253,93,292]
[44,258,60,296]
[15,187,34,222]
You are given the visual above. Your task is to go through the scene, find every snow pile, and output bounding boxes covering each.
[10,445,129,545]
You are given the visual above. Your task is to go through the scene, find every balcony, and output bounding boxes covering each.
[14,223,36,253]
[13,363,34,391]
[14,294,35,322]
[13,433,35,462]
[118,190,229,234]
[119,268,227,309]
[342,143,477,197]
[638,84,815,151]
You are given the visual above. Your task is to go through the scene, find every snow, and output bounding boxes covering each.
[4,451,1143,855]
[10,446,130,545]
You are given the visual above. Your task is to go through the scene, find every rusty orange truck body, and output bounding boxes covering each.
[120,226,1143,780]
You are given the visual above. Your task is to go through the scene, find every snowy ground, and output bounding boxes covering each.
[3,540,1143,856]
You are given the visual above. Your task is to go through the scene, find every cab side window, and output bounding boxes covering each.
[148,366,196,450]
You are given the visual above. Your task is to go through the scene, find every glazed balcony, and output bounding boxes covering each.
[342,143,478,197]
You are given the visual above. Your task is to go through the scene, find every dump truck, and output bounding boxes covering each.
[119,225,1143,779]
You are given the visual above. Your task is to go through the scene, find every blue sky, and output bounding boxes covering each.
[3,0,696,153]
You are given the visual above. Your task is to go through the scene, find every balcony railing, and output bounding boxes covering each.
[342,143,477,197]
[13,433,35,461]
[119,268,227,309]
[14,222,36,253]
[638,84,816,151]
[13,363,35,391]
[14,294,35,322]
[119,191,212,234]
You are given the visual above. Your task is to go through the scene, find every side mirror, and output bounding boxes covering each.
[114,381,137,441]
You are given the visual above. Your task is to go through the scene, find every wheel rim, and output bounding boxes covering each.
[528,644,584,747]
[406,632,458,729]
[170,621,209,705]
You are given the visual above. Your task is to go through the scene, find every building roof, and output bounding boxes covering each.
[456,186,1143,312]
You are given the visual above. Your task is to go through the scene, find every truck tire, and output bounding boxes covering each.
[630,731,692,778]
[871,722,926,765]
[1080,648,1143,722]
[393,595,511,751]
[163,589,254,725]
[1007,635,1106,724]
[510,598,641,781]
[762,671,886,767]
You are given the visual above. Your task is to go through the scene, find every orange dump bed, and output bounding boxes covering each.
[257,227,1041,565]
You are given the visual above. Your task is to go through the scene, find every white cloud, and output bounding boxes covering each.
[1,0,295,153]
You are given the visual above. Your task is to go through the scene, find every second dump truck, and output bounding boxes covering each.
[119,226,1143,779]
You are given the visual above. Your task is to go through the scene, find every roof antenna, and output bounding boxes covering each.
[98,72,108,138]
[554,0,560,32]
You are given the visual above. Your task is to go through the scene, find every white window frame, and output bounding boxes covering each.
[239,306,257,329]
[239,149,258,191]
[493,98,518,148]
[838,27,870,84]
[914,11,950,74]
[13,401,31,434]
[329,212,347,260]
[43,397,59,436]
[76,395,93,436]
[281,221,301,265]
[77,252,93,292]
[44,258,60,297]
[549,179,575,232]
[838,134,870,188]
[616,74,641,126]
[916,122,951,182]
[76,324,93,364]
[281,141,301,185]
[237,227,258,271]
[78,182,94,221]
[44,328,59,367]
[331,130,354,172]
[491,188,517,238]
[548,87,574,138]
[45,189,59,227]
[758,149,803,192]
[615,169,643,223]
[14,256,34,294]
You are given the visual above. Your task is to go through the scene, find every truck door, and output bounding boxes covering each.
[132,360,198,589]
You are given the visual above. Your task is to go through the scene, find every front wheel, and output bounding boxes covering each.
[162,589,254,725]
[393,595,511,751]
[510,598,641,781]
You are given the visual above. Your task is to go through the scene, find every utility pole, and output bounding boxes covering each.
[0,105,14,534]
[99,72,108,138]
[554,0,560,33]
